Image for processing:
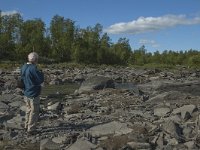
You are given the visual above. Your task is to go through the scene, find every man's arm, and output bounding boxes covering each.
[32,66,44,85]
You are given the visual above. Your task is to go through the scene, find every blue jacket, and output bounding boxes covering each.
[21,63,44,98]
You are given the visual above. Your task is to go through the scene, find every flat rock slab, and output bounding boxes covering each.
[4,114,24,130]
[162,120,182,139]
[8,100,25,108]
[87,121,133,137]
[67,138,97,150]
[127,141,151,149]
[154,107,171,117]
[172,104,197,119]
[40,138,60,150]
[0,94,22,102]
[78,76,114,93]
[0,101,9,113]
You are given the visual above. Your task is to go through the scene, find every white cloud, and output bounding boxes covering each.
[139,39,159,48]
[1,10,20,16]
[104,14,200,34]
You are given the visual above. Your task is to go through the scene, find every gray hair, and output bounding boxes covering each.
[28,52,39,62]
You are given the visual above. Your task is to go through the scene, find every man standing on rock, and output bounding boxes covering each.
[21,52,44,134]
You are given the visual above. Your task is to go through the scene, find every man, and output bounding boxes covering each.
[21,52,44,134]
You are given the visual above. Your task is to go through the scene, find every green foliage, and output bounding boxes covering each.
[112,38,132,65]
[188,54,200,67]
[0,11,200,68]
[16,18,46,61]
[131,45,147,65]
[50,15,75,62]
[0,12,23,60]
[0,61,21,70]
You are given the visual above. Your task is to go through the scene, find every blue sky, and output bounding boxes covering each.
[1,0,200,53]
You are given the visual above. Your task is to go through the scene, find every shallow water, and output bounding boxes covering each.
[41,82,139,98]
[41,83,79,97]
[115,82,140,94]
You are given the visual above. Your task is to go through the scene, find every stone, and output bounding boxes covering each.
[154,107,171,117]
[67,138,97,150]
[184,141,197,149]
[4,114,24,130]
[8,100,24,108]
[182,126,193,139]
[127,141,151,149]
[172,104,197,119]
[0,101,9,114]
[52,135,67,144]
[47,102,61,111]
[40,138,60,150]
[78,76,115,93]
[162,120,182,139]
[87,121,133,137]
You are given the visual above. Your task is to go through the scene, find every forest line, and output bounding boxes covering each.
[1,12,200,67]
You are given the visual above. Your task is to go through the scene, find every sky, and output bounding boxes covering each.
[1,0,200,53]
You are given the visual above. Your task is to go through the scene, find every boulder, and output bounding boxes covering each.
[87,121,133,137]
[77,76,115,94]
[67,138,97,150]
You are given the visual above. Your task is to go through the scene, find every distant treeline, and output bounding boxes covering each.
[0,12,200,67]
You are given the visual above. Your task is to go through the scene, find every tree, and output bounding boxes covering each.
[72,23,103,64]
[17,19,46,61]
[188,55,200,67]
[131,45,146,65]
[72,28,88,63]
[50,15,75,62]
[0,12,23,60]
[97,33,112,64]
[151,51,161,64]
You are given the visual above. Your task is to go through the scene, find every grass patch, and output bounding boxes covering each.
[0,61,21,70]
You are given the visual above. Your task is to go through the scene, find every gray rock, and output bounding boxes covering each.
[12,67,20,75]
[78,76,115,93]
[0,112,14,123]
[127,141,151,149]
[73,74,85,83]
[157,80,200,96]
[148,91,187,103]
[4,114,24,130]
[172,104,197,119]
[47,102,61,111]
[40,138,60,150]
[20,105,26,112]
[0,101,9,114]
[0,94,16,102]
[67,138,97,150]
[139,80,200,96]
[184,141,197,149]
[137,80,172,93]
[162,120,182,139]
[8,100,25,108]
[154,107,171,117]
[87,121,133,137]
[167,137,179,146]
[156,132,164,148]
[52,135,67,144]
[1,67,200,150]
[182,126,193,139]
[162,115,182,124]
[49,78,62,85]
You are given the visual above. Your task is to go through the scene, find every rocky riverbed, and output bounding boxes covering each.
[0,66,200,150]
